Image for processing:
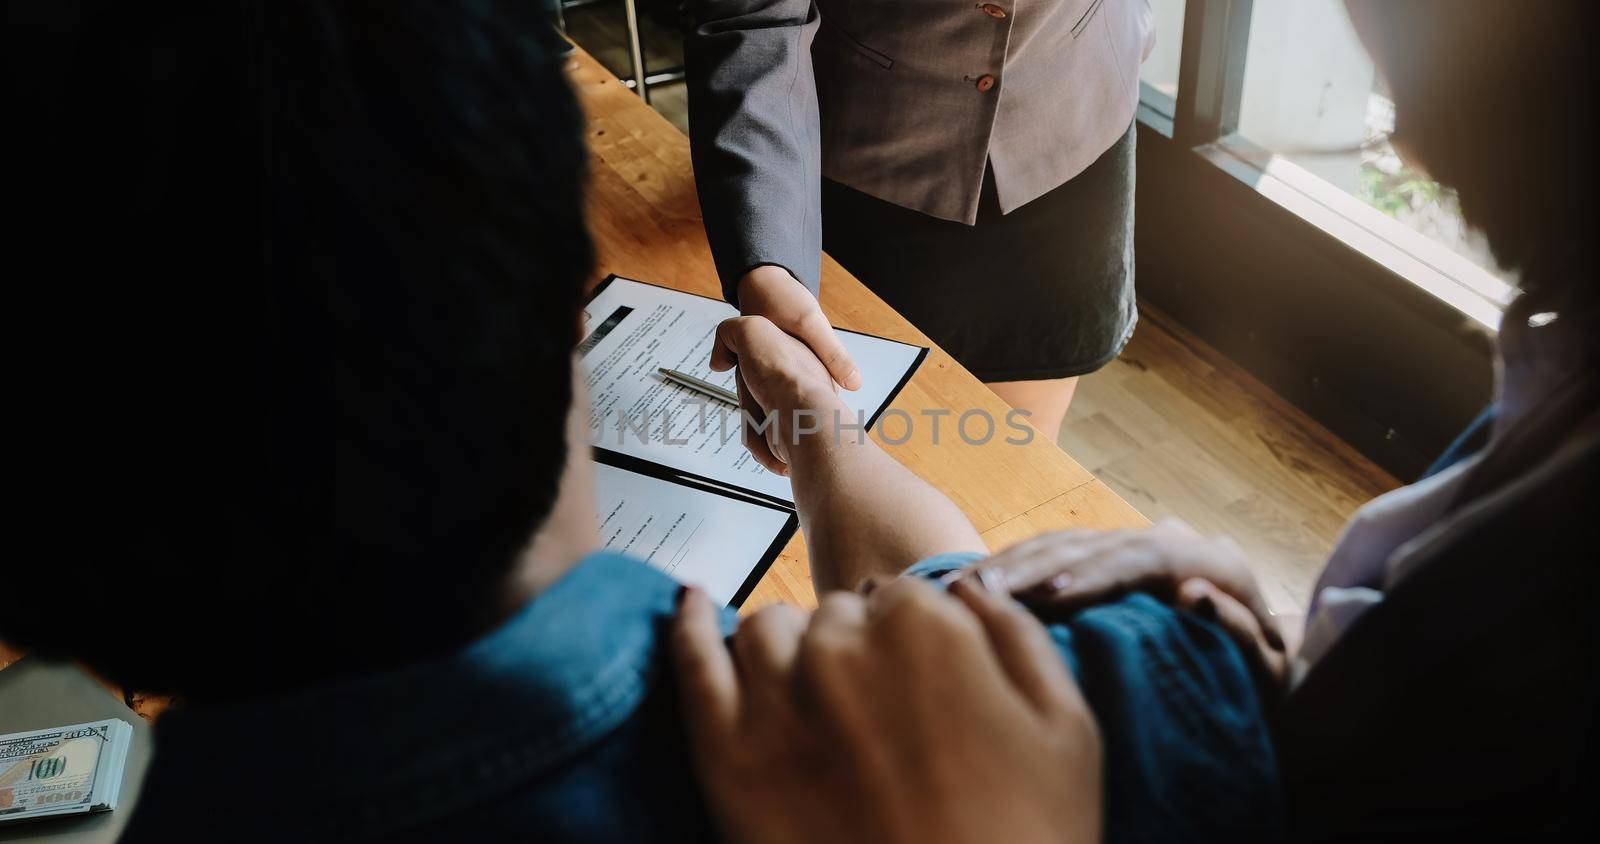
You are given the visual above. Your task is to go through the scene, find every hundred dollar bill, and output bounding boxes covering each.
[0,719,131,824]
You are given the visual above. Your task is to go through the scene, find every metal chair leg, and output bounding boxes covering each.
[623,0,650,104]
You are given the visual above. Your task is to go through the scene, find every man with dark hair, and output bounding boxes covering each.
[6,1,998,836]
[14,0,596,700]
[4,2,1280,841]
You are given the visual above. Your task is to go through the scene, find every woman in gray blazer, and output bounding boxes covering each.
[687,0,1154,440]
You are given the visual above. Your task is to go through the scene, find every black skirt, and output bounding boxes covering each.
[821,122,1137,382]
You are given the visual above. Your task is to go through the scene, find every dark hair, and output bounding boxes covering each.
[1352,0,1596,305]
[4,1,592,697]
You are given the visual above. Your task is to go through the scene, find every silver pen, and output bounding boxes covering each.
[658,367,741,406]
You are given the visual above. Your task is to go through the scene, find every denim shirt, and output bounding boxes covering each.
[120,552,1280,842]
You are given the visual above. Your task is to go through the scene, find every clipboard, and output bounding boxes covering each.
[579,274,927,606]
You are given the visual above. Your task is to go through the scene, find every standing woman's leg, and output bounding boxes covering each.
[976,121,1138,442]
[987,377,1079,442]
[822,122,1137,447]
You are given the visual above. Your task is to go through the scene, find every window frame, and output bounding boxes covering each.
[1130,0,1497,479]
[1146,0,1506,331]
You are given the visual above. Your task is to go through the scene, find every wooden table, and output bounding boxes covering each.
[568,47,1148,614]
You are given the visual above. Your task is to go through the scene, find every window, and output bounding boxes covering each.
[1140,0,1513,330]
[1139,0,1187,117]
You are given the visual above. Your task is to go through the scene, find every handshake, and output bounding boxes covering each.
[712,266,864,476]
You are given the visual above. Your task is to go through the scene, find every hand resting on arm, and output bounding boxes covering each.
[958,519,1296,693]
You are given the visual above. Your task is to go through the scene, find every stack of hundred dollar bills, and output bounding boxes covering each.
[0,719,132,825]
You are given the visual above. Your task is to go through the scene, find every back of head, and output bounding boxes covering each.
[5,0,592,698]
[1348,0,1596,306]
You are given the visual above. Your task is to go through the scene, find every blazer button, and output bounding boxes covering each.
[975,74,996,92]
[979,3,1007,18]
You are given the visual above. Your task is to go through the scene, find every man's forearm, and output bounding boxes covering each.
[785,415,986,592]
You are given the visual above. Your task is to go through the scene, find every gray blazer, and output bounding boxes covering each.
[686,0,1154,302]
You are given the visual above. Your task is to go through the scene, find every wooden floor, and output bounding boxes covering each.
[564,2,1401,615]
[1063,306,1398,613]
[564,3,690,134]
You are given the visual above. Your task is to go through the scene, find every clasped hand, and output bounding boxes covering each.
[711,268,861,475]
